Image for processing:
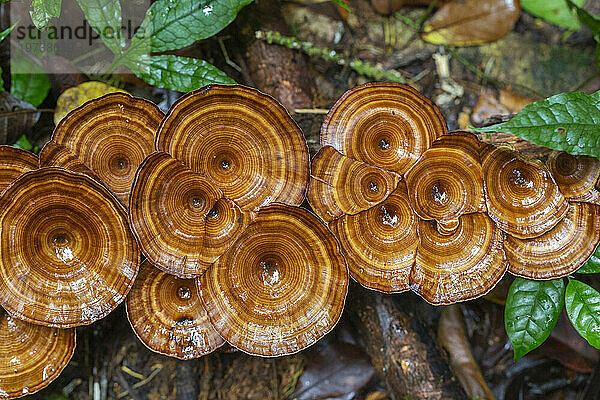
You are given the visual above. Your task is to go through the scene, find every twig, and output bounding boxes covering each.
[120,365,146,381]
[132,364,163,389]
[294,108,329,114]
[255,30,405,83]
[0,108,54,118]
[272,359,279,400]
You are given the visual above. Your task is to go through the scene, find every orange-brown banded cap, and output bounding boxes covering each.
[308,146,400,222]
[0,146,37,194]
[329,181,417,293]
[199,204,348,357]
[156,85,309,212]
[412,213,507,305]
[47,93,163,207]
[406,132,485,228]
[0,168,139,328]
[321,83,447,175]
[547,151,600,199]
[482,145,568,239]
[570,189,600,205]
[505,202,600,279]
[126,261,224,359]
[39,142,99,181]
[0,308,75,399]
[130,152,253,278]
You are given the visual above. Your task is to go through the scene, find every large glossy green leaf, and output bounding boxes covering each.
[521,0,584,30]
[577,245,600,274]
[477,91,600,158]
[566,279,600,348]
[10,57,50,107]
[504,278,564,361]
[30,0,62,30]
[130,0,253,53]
[126,54,234,92]
[76,0,124,54]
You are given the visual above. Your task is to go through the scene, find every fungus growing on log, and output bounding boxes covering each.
[129,152,253,278]
[126,261,224,359]
[0,308,75,399]
[199,204,348,357]
[0,168,139,328]
[40,93,163,207]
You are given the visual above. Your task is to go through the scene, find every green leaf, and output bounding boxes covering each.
[0,23,16,42]
[505,278,564,361]
[331,0,350,12]
[30,0,62,30]
[131,0,253,54]
[566,279,600,348]
[76,0,124,54]
[10,57,50,107]
[126,54,234,92]
[13,134,32,150]
[567,0,600,34]
[477,90,600,158]
[521,0,584,30]
[577,244,600,274]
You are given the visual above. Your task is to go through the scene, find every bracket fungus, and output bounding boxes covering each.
[199,204,348,357]
[0,168,139,328]
[126,261,224,359]
[0,308,75,399]
[40,93,163,207]
[130,152,253,278]
[0,145,38,194]
[546,150,600,204]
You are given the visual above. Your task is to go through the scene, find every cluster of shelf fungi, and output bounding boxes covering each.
[0,83,599,398]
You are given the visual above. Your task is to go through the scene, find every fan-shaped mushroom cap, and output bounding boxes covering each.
[320,83,447,175]
[126,261,224,359]
[0,308,75,399]
[505,202,600,279]
[156,84,309,212]
[43,93,163,207]
[308,146,400,223]
[39,142,99,180]
[412,213,507,305]
[547,151,600,199]
[199,204,348,357]
[406,132,485,228]
[329,181,418,293]
[0,168,139,328]
[130,152,253,278]
[0,145,37,194]
[482,145,568,239]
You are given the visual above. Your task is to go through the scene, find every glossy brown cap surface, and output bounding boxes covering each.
[130,152,253,278]
[199,204,348,357]
[0,308,75,399]
[0,146,38,194]
[0,168,139,328]
[482,145,568,238]
[321,83,447,175]
[39,142,99,180]
[329,181,418,293]
[126,261,224,359]
[47,93,163,207]
[308,146,400,222]
[505,202,600,279]
[412,213,507,305]
[547,151,600,199]
[406,132,485,227]
[156,84,309,212]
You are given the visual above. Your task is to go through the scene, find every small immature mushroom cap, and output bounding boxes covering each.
[0,145,38,194]
[329,181,418,293]
[406,131,485,228]
[308,146,400,223]
[156,84,309,212]
[43,93,163,207]
[199,204,348,357]
[130,152,253,278]
[321,83,447,175]
[481,145,568,239]
[546,150,600,199]
[126,261,224,359]
[412,213,507,305]
[504,202,600,279]
[0,168,139,328]
[0,308,75,399]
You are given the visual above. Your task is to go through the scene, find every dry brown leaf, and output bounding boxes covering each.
[499,89,534,113]
[471,91,510,125]
[54,81,126,125]
[422,0,520,46]
[0,91,40,145]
